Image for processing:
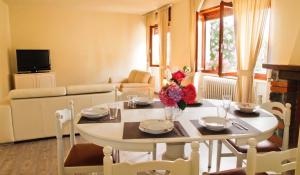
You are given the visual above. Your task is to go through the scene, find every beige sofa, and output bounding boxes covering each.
[119,70,155,98]
[3,84,116,142]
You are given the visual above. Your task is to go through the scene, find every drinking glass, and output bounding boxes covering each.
[222,94,232,119]
[127,95,137,108]
[107,103,119,120]
[164,107,174,121]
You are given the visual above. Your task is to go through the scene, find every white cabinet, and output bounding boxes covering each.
[14,72,56,89]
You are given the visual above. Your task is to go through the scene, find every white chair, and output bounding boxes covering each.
[216,102,291,171]
[103,142,200,175]
[207,135,300,175]
[56,101,106,175]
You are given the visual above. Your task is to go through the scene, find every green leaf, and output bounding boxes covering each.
[177,100,187,110]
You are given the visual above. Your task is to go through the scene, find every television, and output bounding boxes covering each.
[16,49,51,73]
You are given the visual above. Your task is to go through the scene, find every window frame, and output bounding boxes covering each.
[149,24,159,67]
[196,1,267,80]
[149,7,172,68]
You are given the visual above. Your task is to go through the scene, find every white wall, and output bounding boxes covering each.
[0,0,11,101]
[269,0,300,65]
[8,4,147,86]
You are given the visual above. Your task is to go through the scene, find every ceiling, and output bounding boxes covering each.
[4,0,176,15]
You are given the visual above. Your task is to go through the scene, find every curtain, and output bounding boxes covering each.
[158,7,169,87]
[189,0,205,72]
[233,0,270,103]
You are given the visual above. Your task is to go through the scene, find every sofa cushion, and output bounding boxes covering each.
[121,83,150,88]
[127,70,151,83]
[66,84,115,95]
[9,87,66,99]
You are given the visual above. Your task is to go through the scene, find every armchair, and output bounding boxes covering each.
[119,70,155,98]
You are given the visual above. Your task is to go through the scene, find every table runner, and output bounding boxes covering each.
[123,121,189,139]
[190,118,261,135]
[78,109,121,124]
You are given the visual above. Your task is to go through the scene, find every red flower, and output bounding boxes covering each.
[182,84,196,104]
[159,88,177,106]
[172,71,186,83]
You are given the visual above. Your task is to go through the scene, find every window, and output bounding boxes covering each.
[196,1,269,79]
[150,25,160,67]
[150,26,171,67]
[149,7,171,67]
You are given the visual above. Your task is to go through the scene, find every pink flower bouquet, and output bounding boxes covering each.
[159,70,196,110]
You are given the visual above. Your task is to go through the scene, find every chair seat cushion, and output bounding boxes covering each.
[208,168,267,175]
[227,139,281,153]
[64,143,104,167]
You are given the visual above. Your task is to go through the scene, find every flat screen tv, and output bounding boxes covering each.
[16,49,51,73]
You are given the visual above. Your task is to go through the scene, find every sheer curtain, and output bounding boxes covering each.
[190,0,205,72]
[158,7,169,86]
[233,0,270,103]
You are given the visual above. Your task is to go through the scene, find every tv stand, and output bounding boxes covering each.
[14,72,56,89]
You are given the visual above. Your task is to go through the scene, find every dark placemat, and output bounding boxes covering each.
[229,107,272,118]
[78,109,121,124]
[123,121,189,139]
[124,101,164,109]
[190,118,261,135]
[187,100,215,108]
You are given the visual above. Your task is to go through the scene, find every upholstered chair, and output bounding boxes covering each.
[119,70,155,98]
[56,100,110,175]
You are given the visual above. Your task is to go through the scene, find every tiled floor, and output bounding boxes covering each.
[0,137,238,175]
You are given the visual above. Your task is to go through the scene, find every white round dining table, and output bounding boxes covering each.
[75,99,278,160]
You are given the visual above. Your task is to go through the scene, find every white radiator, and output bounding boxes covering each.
[203,76,236,100]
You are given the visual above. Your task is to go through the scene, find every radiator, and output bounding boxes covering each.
[203,76,236,100]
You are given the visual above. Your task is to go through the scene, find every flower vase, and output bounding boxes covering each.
[164,106,184,121]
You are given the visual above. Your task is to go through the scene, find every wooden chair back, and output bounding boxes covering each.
[103,142,200,175]
[260,102,291,150]
[246,129,300,175]
[55,100,75,175]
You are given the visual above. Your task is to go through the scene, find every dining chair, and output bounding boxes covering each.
[216,102,291,171]
[103,141,200,175]
[206,135,300,175]
[56,100,106,175]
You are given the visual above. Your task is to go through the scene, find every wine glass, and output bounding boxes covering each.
[222,94,232,119]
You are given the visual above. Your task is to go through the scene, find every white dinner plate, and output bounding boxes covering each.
[133,97,154,105]
[199,116,232,131]
[139,119,174,134]
[81,107,109,119]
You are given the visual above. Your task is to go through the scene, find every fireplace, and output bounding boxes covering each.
[263,64,300,148]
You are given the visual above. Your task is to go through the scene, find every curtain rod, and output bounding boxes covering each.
[143,4,172,16]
